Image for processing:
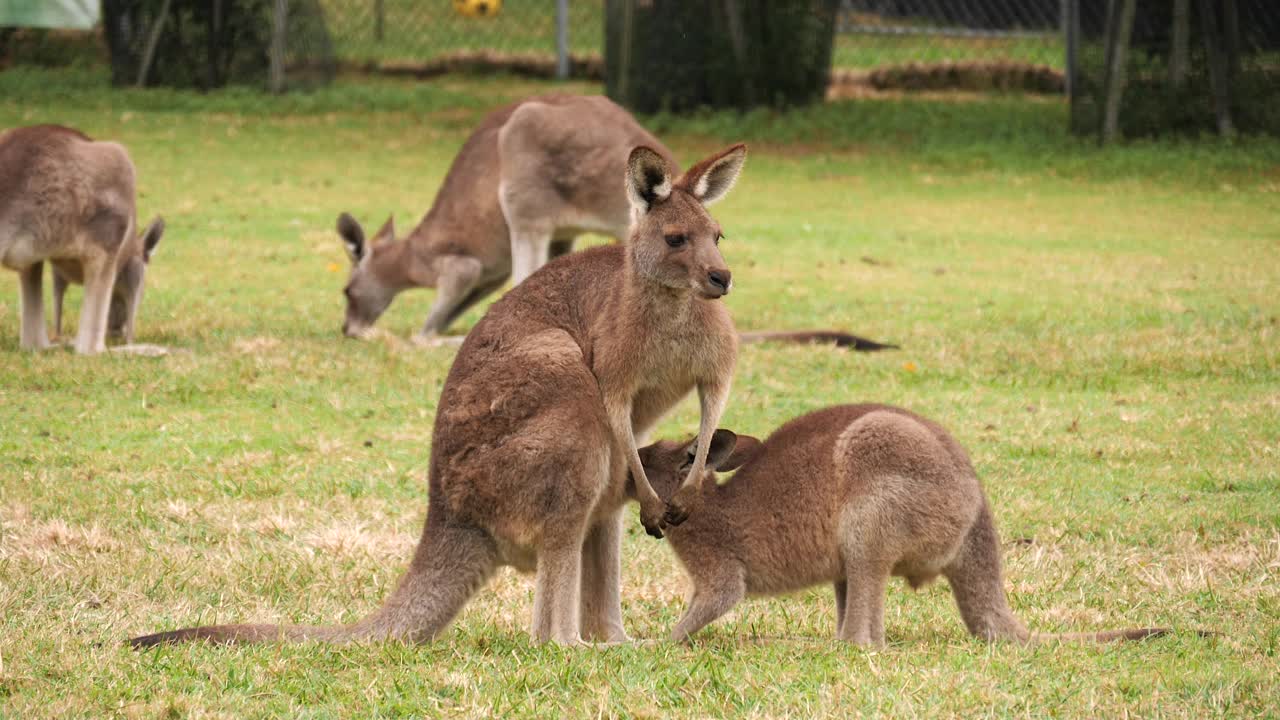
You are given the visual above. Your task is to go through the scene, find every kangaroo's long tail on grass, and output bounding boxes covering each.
[737,330,898,351]
[130,518,498,649]
[941,500,1190,645]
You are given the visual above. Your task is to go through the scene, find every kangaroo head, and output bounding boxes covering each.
[625,144,747,300]
[108,216,165,337]
[337,212,398,338]
[635,429,763,501]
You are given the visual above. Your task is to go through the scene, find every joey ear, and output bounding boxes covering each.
[678,143,747,206]
[372,215,395,245]
[337,212,366,265]
[692,429,739,470]
[717,434,762,471]
[625,145,673,212]
[140,216,164,262]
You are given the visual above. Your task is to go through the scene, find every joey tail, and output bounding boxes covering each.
[131,515,498,648]
[737,330,898,351]
[943,500,1180,644]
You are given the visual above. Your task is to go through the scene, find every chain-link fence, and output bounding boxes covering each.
[832,0,1067,94]
[318,0,1070,92]
[317,0,601,77]
[837,1,1064,67]
[1068,0,1280,139]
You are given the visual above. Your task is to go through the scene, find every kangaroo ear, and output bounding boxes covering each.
[373,215,395,245]
[626,146,673,212]
[140,216,164,262]
[337,212,366,265]
[678,143,747,206]
[694,429,739,470]
[717,434,762,471]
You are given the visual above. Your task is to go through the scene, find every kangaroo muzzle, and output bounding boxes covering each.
[702,268,732,298]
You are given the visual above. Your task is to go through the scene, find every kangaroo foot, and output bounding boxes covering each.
[410,333,463,348]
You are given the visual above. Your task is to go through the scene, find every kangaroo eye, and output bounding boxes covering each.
[665,233,687,248]
[714,233,723,246]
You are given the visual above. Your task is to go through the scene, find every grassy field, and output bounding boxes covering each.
[1,66,1278,717]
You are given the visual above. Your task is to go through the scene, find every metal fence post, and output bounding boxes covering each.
[1064,0,1078,98]
[556,0,570,79]
[269,0,287,93]
[375,0,384,42]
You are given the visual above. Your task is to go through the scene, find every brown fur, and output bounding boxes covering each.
[132,144,748,648]
[632,404,1173,645]
[0,124,163,353]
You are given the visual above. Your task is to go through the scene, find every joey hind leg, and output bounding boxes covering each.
[579,510,629,643]
[838,556,891,647]
[18,262,50,350]
[670,570,745,643]
[415,256,486,341]
[531,524,587,645]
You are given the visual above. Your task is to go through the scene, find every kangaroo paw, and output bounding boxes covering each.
[639,504,666,539]
[664,487,701,527]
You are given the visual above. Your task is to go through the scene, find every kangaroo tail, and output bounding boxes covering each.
[130,519,498,649]
[737,330,898,352]
[1032,628,1172,643]
[130,623,352,648]
[943,502,1195,644]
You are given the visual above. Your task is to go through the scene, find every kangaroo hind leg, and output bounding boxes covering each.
[670,566,745,643]
[941,500,1029,643]
[416,255,484,341]
[579,509,629,643]
[18,262,50,350]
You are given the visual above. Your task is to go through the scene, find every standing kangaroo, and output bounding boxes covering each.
[132,144,747,648]
[335,95,895,352]
[631,404,1171,645]
[0,124,162,353]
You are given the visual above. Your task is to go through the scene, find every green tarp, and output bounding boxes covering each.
[0,1,99,30]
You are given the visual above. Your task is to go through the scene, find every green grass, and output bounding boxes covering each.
[1,67,1278,718]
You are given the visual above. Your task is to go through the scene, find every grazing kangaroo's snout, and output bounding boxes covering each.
[337,213,400,338]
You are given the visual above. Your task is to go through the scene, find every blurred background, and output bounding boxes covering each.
[2,0,1277,139]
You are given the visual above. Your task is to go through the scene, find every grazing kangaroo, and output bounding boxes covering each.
[631,404,1171,645]
[337,94,671,342]
[335,95,895,352]
[0,124,159,354]
[132,144,747,648]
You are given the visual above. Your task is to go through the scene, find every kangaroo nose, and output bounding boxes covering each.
[708,270,731,294]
